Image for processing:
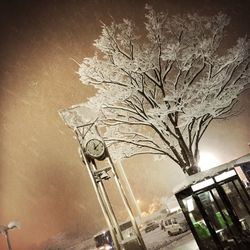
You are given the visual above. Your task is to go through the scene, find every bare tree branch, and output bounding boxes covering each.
[77,8,250,175]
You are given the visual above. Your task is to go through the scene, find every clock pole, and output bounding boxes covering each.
[60,106,147,249]
[94,126,147,250]
[117,160,142,222]
[90,159,123,242]
[105,152,147,250]
[75,129,123,250]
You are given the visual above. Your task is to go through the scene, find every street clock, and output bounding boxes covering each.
[85,138,106,160]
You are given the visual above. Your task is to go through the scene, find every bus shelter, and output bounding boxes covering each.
[175,154,250,250]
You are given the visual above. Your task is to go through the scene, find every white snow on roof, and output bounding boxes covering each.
[173,153,250,194]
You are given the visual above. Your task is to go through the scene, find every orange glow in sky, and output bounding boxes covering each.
[1,0,250,249]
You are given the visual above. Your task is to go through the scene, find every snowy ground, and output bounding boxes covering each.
[159,233,199,250]
[84,228,198,250]
[45,228,199,250]
[141,228,198,250]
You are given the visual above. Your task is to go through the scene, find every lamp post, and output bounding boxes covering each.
[117,161,142,222]
[0,221,20,250]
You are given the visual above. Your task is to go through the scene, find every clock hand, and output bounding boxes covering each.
[94,142,100,150]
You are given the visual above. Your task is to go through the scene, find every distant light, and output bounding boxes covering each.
[186,198,194,212]
[198,152,221,171]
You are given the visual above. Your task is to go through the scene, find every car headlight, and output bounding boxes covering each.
[104,244,113,250]
[97,244,112,250]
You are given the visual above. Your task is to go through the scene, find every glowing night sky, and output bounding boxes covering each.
[0,0,250,249]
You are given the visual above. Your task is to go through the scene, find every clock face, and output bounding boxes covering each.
[85,138,105,159]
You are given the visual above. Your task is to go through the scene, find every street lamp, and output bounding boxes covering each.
[117,161,143,223]
[0,221,20,250]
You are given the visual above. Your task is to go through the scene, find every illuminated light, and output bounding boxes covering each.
[198,152,221,171]
[191,178,215,191]
[98,245,112,250]
[189,212,195,223]
[215,170,236,182]
[186,198,194,212]
[104,245,112,250]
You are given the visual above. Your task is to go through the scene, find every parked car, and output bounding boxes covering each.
[94,221,134,249]
[144,221,159,233]
[165,218,188,236]
[94,230,114,250]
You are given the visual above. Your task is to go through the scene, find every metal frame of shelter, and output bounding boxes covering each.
[175,155,250,250]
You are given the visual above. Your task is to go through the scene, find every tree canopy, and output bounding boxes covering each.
[78,5,250,175]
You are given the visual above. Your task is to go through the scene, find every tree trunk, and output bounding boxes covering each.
[178,152,200,175]
[186,165,200,176]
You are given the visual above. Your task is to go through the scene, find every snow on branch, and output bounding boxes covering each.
[77,5,250,175]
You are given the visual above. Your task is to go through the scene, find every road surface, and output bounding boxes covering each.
[141,227,198,250]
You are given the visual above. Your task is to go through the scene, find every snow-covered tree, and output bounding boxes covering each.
[78,5,250,175]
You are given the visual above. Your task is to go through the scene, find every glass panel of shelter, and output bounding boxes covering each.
[181,195,217,249]
[198,188,241,249]
[195,177,250,249]
[180,191,248,250]
[221,179,250,231]
[177,167,250,249]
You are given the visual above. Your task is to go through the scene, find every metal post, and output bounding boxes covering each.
[90,160,124,242]
[118,160,142,222]
[97,182,124,243]
[5,231,12,250]
[80,151,121,250]
[107,154,147,249]
[72,124,146,249]
[193,194,223,249]
[175,190,204,250]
